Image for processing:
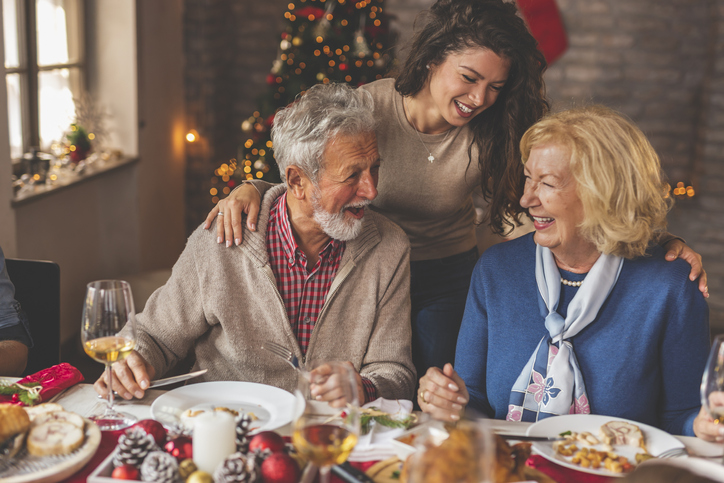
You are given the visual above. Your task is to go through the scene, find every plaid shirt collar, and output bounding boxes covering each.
[273,192,345,270]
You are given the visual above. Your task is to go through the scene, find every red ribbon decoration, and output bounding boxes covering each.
[0,362,84,406]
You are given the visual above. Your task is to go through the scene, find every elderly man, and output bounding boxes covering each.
[95,83,415,403]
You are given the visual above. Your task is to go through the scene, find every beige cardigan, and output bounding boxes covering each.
[134,185,415,399]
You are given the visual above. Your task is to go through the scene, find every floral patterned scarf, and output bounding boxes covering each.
[506,244,623,422]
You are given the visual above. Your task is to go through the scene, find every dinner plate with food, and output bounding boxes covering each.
[0,402,101,483]
[150,381,295,433]
[526,414,686,477]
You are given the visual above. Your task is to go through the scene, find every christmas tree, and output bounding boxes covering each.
[210,0,395,203]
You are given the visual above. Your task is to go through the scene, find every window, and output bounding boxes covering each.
[3,0,83,160]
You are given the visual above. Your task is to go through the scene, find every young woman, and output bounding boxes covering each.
[204,0,707,381]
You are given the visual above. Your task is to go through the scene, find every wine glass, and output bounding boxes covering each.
[81,280,138,431]
[291,361,360,483]
[404,416,495,483]
[701,334,724,461]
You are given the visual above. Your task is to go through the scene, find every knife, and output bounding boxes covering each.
[497,433,565,442]
[331,462,376,483]
[99,369,208,399]
[148,369,208,388]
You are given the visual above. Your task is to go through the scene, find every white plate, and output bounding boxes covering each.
[526,414,685,478]
[150,381,295,433]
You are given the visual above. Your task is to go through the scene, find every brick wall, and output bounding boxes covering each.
[541,0,724,329]
[183,0,724,327]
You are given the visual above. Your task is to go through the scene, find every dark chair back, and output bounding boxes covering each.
[5,258,60,376]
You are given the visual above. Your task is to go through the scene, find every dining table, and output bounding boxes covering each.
[7,381,724,483]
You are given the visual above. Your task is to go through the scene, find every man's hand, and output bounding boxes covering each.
[418,363,469,422]
[93,351,156,400]
[695,392,724,442]
[309,362,364,408]
[663,239,708,297]
[203,184,261,247]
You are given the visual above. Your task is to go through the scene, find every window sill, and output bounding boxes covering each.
[11,155,138,207]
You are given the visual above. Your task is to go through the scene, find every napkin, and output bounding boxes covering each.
[348,398,413,462]
[0,363,84,406]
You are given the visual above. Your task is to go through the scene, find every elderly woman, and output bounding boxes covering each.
[418,105,719,440]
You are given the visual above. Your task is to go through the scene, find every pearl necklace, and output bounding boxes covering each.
[403,97,449,163]
[560,278,583,287]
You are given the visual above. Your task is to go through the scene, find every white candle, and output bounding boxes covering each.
[192,411,236,473]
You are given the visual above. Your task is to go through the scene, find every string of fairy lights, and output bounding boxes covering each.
[199,0,394,204]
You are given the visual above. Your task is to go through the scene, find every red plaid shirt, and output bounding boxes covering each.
[266,193,376,402]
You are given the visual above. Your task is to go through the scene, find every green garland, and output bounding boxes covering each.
[360,406,418,434]
[0,380,42,405]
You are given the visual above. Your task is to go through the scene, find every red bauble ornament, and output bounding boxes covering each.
[112,464,140,480]
[266,74,276,86]
[261,452,300,483]
[248,431,285,454]
[130,419,167,446]
[165,435,193,461]
[339,63,348,71]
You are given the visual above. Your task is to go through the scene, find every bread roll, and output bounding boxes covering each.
[0,403,31,444]
[26,420,85,456]
[31,410,85,429]
[23,402,64,422]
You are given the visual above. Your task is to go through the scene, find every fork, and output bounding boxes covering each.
[262,340,304,372]
[656,447,689,458]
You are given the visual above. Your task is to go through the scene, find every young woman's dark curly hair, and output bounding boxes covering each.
[395,0,549,235]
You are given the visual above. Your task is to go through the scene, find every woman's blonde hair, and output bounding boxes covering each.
[520,105,672,259]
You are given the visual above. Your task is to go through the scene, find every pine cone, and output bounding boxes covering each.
[113,427,159,467]
[140,450,180,483]
[214,452,261,483]
[235,414,253,453]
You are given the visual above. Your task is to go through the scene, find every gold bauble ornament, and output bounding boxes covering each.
[316,72,325,81]
[179,459,197,479]
[292,36,303,46]
[187,470,213,483]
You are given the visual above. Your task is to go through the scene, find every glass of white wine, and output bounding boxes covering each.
[702,334,724,463]
[81,280,137,431]
[292,361,360,483]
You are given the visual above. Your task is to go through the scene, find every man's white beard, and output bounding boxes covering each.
[311,190,369,241]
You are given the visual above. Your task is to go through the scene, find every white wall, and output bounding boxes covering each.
[2,1,186,351]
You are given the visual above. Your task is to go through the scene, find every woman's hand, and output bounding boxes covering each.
[694,392,724,441]
[203,183,262,247]
[309,362,365,408]
[93,351,156,400]
[418,363,469,422]
[663,239,708,297]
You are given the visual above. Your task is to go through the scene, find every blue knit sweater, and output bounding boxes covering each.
[456,233,709,436]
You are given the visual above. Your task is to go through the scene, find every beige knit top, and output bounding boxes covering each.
[360,78,482,261]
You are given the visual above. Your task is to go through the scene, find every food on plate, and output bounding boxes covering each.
[23,402,64,422]
[400,425,553,483]
[27,419,85,456]
[552,421,652,474]
[214,407,239,417]
[181,407,259,431]
[31,409,85,429]
[599,421,646,451]
[0,403,30,444]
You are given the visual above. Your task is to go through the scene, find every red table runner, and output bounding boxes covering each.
[60,431,614,483]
